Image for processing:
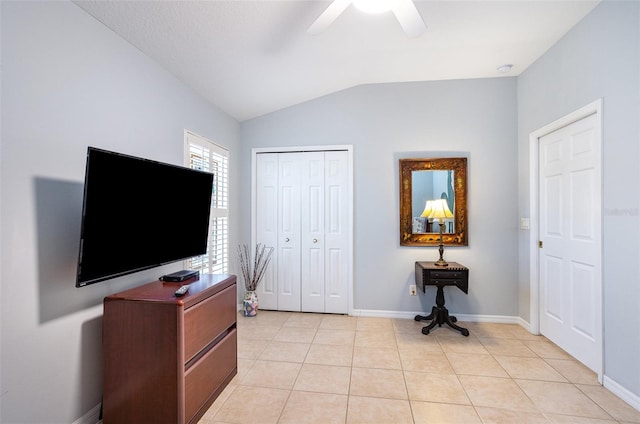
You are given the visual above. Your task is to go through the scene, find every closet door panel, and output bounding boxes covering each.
[256,154,279,310]
[324,151,349,313]
[301,152,325,313]
[277,153,302,311]
[326,247,346,305]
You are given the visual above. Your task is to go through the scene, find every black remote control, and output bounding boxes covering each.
[174,285,190,297]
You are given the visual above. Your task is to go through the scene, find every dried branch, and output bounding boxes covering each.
[237,243,274,291]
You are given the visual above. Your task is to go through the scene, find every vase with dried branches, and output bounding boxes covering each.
[237,243,273,317]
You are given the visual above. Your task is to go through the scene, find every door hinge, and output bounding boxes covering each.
[538,240,543,248]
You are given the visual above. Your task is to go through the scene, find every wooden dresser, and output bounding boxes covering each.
[102,274,237,424]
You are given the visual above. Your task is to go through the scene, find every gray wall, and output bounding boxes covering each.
[517,0,640,400]
[1,2,240,422]
[240,78,519,317]
[3,0,638,422]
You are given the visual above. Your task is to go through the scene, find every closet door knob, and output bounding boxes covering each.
[285,237,290,242]
[313,238,318,243]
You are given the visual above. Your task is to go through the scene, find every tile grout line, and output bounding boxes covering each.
[222,313,630,424]
[394,320,418,424]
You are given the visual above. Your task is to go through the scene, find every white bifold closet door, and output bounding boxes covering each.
[256,151,349,313]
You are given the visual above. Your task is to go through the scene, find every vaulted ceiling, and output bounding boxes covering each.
[75,0,600,121]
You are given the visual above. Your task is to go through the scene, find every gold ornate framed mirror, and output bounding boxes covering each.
[399,157,468,246]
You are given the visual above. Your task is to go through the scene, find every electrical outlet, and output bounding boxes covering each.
[410,284,417,296]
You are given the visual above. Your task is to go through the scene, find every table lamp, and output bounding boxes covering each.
[429,199,454,266]
[419,200,435,232]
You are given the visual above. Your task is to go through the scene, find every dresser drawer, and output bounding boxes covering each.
[429,270,465,279]
[184,328,237,422]
[184,284,236,363]
[431,279,464,286]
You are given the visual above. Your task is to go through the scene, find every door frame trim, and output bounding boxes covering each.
[251,145,354,315]
[528,99,603,381]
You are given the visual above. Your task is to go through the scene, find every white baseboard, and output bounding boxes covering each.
[351,309,418,319]
[351,309,520,324]
[518,317,531,331]
[603,376,640,412]
[72,403,101,424]
[243,307,524,328]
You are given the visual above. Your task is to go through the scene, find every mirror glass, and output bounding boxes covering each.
[400,157,467,246]
[411,170,455,234]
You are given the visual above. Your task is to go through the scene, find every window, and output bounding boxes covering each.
[184,131,229,274]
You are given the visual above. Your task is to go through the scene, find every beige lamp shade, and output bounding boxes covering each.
[428,199,454,220]
[420,200,435,218]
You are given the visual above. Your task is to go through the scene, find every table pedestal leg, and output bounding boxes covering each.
[414,285,469,336]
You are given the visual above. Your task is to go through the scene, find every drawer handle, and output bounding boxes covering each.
[285,237,290,242]
[313,238,318,243]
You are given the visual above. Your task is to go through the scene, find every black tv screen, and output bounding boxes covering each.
[76,147,214,287]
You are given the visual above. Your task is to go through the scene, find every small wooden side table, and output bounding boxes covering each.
[414,261,470,336]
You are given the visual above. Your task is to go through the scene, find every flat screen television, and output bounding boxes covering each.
[76,147,214,287]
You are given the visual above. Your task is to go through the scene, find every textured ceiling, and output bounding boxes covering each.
[75,0,600,121]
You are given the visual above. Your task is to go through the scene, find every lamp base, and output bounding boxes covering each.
[435,226,448,266]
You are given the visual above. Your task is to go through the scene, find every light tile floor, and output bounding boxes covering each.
[198,311,640,424]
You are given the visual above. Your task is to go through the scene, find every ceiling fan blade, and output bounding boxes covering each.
[391,0,426,38]
[307,0,353,35]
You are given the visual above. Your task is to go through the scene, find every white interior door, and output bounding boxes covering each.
[277,153,302,311]
[323,151,349,313]
[255,148,352,315]
[300,151,350,313]
[539,112,602,373]
[301,152,325,312]
[256,154,279,310]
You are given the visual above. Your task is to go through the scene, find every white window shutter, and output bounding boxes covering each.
[184,131,229,274]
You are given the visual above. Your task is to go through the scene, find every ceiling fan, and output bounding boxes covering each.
[307,0,427,38]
